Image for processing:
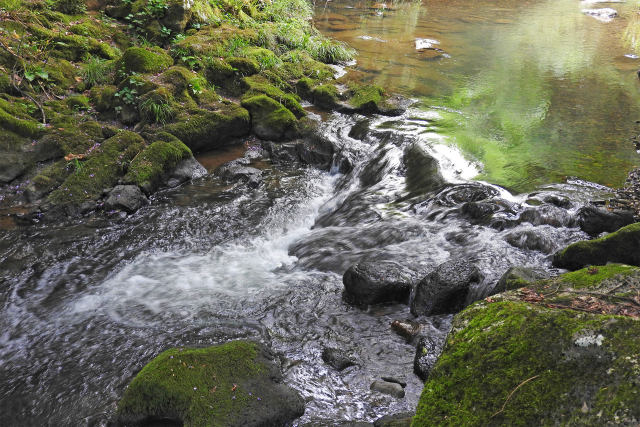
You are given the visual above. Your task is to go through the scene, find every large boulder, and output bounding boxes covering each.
[343,261,418,306]
[116,341,305,427]
[576,205,634,237]
[241,95,298,141]
[404,143,445,195]
[414,265,640,426]
[410,259,482,316]
[553,222,640,270]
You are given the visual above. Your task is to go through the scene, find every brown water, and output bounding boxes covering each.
[315,0,640,192]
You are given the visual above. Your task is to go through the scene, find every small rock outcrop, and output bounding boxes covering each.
[370,380,405,398]
[576,205,634,237]
[115,341,305,427]
[490,266,550,296]
[104,185,148,213]
[410,259,482,316]
[321,347,356,371]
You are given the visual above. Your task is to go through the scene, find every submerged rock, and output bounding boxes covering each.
[505,229,556,254]
[116,341,305,427]
[217,160,263,188]
[413,335,443,381]
[343,261,419,305]
[410,259,482,316]
[414,265,640,425]
[370,380,405,398]
[404,143,445,195]
[321,347,356,371]
[374,412,413,427]
[553,222,640,270]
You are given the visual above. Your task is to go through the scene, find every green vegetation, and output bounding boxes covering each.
[125,133,191,189]
[119,47,174,74]
[117,341,267,427]
[241,94,298,141]
[81,57,114,88]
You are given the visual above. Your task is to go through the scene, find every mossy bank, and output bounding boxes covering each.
[0,0,405,222]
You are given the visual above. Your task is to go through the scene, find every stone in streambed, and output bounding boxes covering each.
[370,380,405,398]
[391,319,422,342]
[374,412,414,427]
[217,160,263,188]
[321,347,356,371]
[116,341,305,427]
[343,261,417,306]
[410,259,482,316]
[576,205,634,236]
[413,335,444,381]
[505,229,556,254]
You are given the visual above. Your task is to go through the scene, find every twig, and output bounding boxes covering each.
[491,375,540,418]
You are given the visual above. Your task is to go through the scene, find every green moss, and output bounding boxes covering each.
[413,300,640,426]
[560,264,638,289]
[0,73,11,94]
[89,85,117,112]
[163,104,250,152]
[117,341,267,427]
[348,84,384,111]
[0,105,43,138]
[205,58,236,88]
[65,95,90,111]
[241,94,298,141]
[48,130,144,204]
[553,222,640,270]
[160,66,197,100]
[242,75,305,118]
[120,47,174,74]
[29,159,73,199]
[44,59,77,93]
[243,47,280,70]
[227,56,260,76]
[124,133,191,189]
[312,84,340,109]
[296,77,314,99]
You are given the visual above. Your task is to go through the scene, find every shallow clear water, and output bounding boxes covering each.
[314,0,640,192]
[0,1,637,426]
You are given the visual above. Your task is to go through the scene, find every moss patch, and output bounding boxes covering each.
[241,94,298,141]
[414,300,640,426]
[124,133,191,190]
[48,130,144,205]
[120,47,174,74]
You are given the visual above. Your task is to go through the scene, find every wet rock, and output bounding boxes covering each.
[262,141,299,164]
[343,261,417,305]
[321,347,356,371]
[490,266,550,296]
[168,156,207,184]
[296,138,334,170]
[518,205,575,228]
[430,183,499,207]
[381,377,406,388]
[413,335,442,381]
[404,143,445,195]
[104,185,148,213]
[410,259,482,316]
[116,341,305,427]
[576,205,634,236]
[505,229,555,254]
[543,195,572,209]
[374,412,414,427]
[460,201,501,221]
[391,319,422,342]
[217,160,263,188]
[0,154,27,183]
[553,222,640,270]
[370,380,405,398]
[301,422,371,427]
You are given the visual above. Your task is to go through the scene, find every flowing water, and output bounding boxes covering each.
[2,0,640,425]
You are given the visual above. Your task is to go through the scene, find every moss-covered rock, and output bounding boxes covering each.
[0,105,43,138]
[160,66,196,100]
[163,104,250,152]
[89,85,117,113]
[241,94,298,141]
[65,95,90,111]
[116,341,305,427]
[346,84,410,116]
[124,133,191,191]
[553,222,640,270]
[414,264,640,426]
[227,56,260,76]
[119,47,174,74]
[242,75,305,119]
[311,84,340,110]
[48,130,144,205]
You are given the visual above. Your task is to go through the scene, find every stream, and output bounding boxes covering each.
[2,0,640,425]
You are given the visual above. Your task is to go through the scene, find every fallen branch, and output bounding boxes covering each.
[491,375,540,419]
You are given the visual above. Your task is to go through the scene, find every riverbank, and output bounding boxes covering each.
[0,0,409,225]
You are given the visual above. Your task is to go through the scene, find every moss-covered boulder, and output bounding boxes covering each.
[414,265,640,426]
[242,75,305,119]
[346,84,409,116]
[163,104,250,152]
[227,57,260,76]
[119,47,174,74]
[553,222,640,270]
[48,130,145,206]
[124,133,192,192]
[241,95,298,141]
[116,341,305,427]
[311,84,340,110]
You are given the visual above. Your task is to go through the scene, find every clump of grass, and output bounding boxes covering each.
[309,38,355,64]
[139,90,174,124]
[81,57,113,87]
